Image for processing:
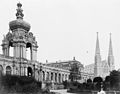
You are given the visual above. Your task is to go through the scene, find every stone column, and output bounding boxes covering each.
[53,73,55,82]
[40,71,43,82]
[4,48,7,56]
[24,66,26,76]
[31,46,37,61]
[45,71,47,81]
[23,47,26,59]
[61,73,62,83]
[57,73,59,83]
[17,46,20,58]
[2,45,9,56]
[14,46,16,58]
[6,47,9,56]
[38,71,40,81]
[49,72,51,81]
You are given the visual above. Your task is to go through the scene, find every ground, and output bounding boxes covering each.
[50,89,76,94]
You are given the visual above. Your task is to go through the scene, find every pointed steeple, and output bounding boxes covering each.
[95,32,100,55]
[108,33,114,71]
[108,33,113,56]
[94,32,101,77]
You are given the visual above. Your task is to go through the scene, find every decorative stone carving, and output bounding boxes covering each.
[6,32,12,41]
[29,32,33,37]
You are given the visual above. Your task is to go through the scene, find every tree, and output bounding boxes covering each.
[93,77,103,91]
[87,79,92,83]
[86,79,93,90]
[110,70,120,90]
[104,76,111,90]
[93,77,103,83]
[69,63,81,82]
[63,80,68,89]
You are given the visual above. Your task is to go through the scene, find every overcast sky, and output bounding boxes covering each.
[0,0,120,69]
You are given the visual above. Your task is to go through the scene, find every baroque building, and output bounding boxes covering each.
[84,32,115,79]
[1,2,113,85]
[0,3,71,86]
[0,2,94,87]
[46,57,84,71]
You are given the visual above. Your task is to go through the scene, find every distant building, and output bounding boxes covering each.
[84,32,115,79]
[46,57,84,71]
[84,64,94,74]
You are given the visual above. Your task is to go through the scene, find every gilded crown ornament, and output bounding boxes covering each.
[9,2,31,32]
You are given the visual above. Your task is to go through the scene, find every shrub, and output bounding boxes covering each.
[0,75,42,93]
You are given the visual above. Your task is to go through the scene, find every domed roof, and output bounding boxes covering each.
[9,19,31,32]
[9,3,31,32]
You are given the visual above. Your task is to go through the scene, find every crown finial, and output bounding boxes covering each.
[16,2,24,19]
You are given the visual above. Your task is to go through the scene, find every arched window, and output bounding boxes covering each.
[62,74,64,82]
[51,72,53,81]
[65,74,67,80]
[26,42,32,60]
[6,66,12,75]
[27,67,32,77]
[59,73,61,83]
[47,72,49,80]
[55,73,57,82]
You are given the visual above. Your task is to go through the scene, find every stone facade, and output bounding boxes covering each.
[1,3,113,86]
[46,57,84,71]
[0,3,70,85]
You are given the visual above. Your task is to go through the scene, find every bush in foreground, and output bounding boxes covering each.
[0,75,42,93]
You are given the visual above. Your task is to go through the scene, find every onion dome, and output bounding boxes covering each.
[9,2,31,32]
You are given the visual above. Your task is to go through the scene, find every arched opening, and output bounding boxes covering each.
[42,71,45,81]
[55,73,57,82]
[27,67,32,77]
[37,71,40,81]
[62,74,64,82]
[51,72,53,81]
[46,72,49,80]
[9,47,13,57]
[0,65,3,76]
[6,66,12,75]
[59,73,61,83]
[65,74,67,80]
[9,42,13,57]
[26,43,32,60]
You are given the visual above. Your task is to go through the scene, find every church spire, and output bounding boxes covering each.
[108,33,114,71]
[95,32,100,55]
[108,33,113,56]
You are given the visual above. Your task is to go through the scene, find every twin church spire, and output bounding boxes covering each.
[94,32,114,77]
[95,32,113,57]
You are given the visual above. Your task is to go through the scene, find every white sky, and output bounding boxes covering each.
[0,0,120,69]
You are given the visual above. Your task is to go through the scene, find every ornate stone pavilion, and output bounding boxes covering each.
[0,3,94,86]
[0,3,70,84]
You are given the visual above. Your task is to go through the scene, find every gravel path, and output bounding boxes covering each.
[50,89,76,94]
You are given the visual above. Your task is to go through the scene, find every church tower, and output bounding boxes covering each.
[94,32,101,77]
[108,33,115,72]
